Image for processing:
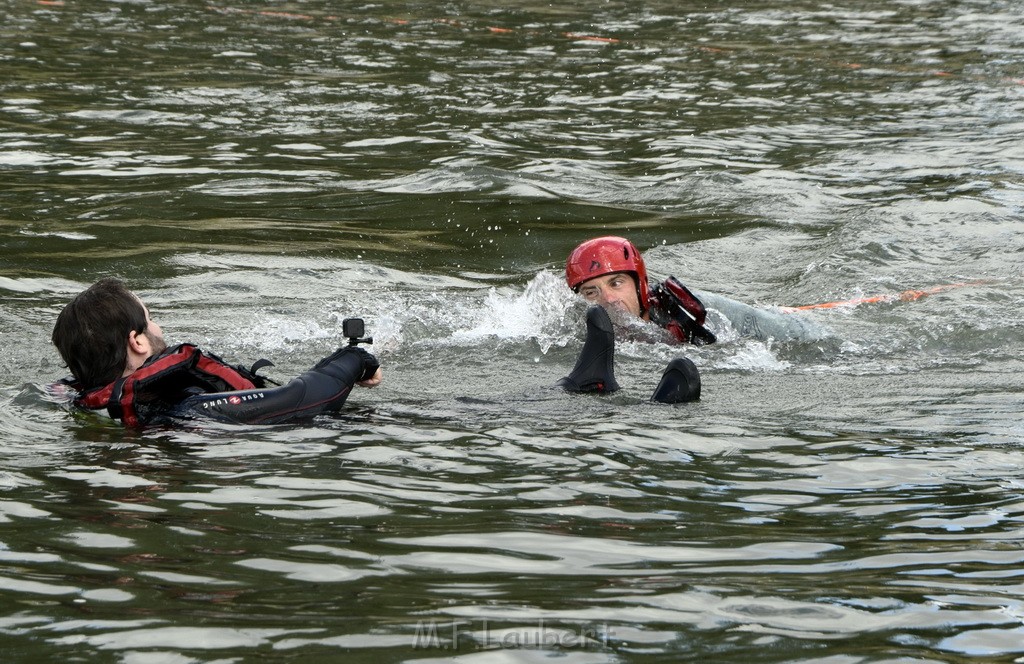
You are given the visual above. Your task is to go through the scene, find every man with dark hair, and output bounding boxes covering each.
[52,278,167,390]
[52,278,382,427]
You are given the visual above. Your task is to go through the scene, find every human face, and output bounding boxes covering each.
[577,272,643,319]
[142,309,167,356]
[123,302,167,377]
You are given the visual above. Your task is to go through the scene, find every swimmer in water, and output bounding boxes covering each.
[51,277,382,427]
[557,236,827,403]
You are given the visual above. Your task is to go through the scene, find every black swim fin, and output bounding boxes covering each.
[557,306,619,394]
[651,357,701,404]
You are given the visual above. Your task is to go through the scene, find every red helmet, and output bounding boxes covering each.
[565,236,650,314]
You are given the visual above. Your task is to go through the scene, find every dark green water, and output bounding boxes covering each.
[2,1,1024,661]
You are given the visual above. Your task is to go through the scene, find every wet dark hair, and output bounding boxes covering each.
[52,278,148,389]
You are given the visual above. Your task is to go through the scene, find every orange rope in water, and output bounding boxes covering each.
[778,281,987,313]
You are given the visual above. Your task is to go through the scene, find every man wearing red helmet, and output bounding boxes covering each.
[559,236,828,402]
[565,236,716,345]
[556,236,707,404]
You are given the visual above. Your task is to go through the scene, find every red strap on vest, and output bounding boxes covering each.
[649,278,717,345]
[661,277,708,327]
[195,352,256,391]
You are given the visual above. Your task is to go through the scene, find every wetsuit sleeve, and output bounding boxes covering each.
[175,347,379,425]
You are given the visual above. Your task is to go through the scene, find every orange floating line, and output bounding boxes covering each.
[487,26,515,34]
[778,281,984,313]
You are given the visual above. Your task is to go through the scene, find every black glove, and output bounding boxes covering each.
[313,346,379,385]
[357,350,380,382]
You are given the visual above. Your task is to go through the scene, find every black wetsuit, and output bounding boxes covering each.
[68,344,379,427]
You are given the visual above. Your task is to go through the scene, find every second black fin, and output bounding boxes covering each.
[651,357,701,404]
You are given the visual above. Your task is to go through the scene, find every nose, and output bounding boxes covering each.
[597,286,619,305]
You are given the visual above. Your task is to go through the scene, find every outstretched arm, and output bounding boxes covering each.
[177,347,380,425]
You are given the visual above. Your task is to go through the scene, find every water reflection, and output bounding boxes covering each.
[4,0,1024,661]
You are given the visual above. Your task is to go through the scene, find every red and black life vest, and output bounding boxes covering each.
[648,277,717,345]
[75,344,260,427]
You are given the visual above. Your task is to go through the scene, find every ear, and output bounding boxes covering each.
[127,330,149,355]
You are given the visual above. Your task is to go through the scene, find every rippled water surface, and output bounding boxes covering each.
[3,0,1024,661]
